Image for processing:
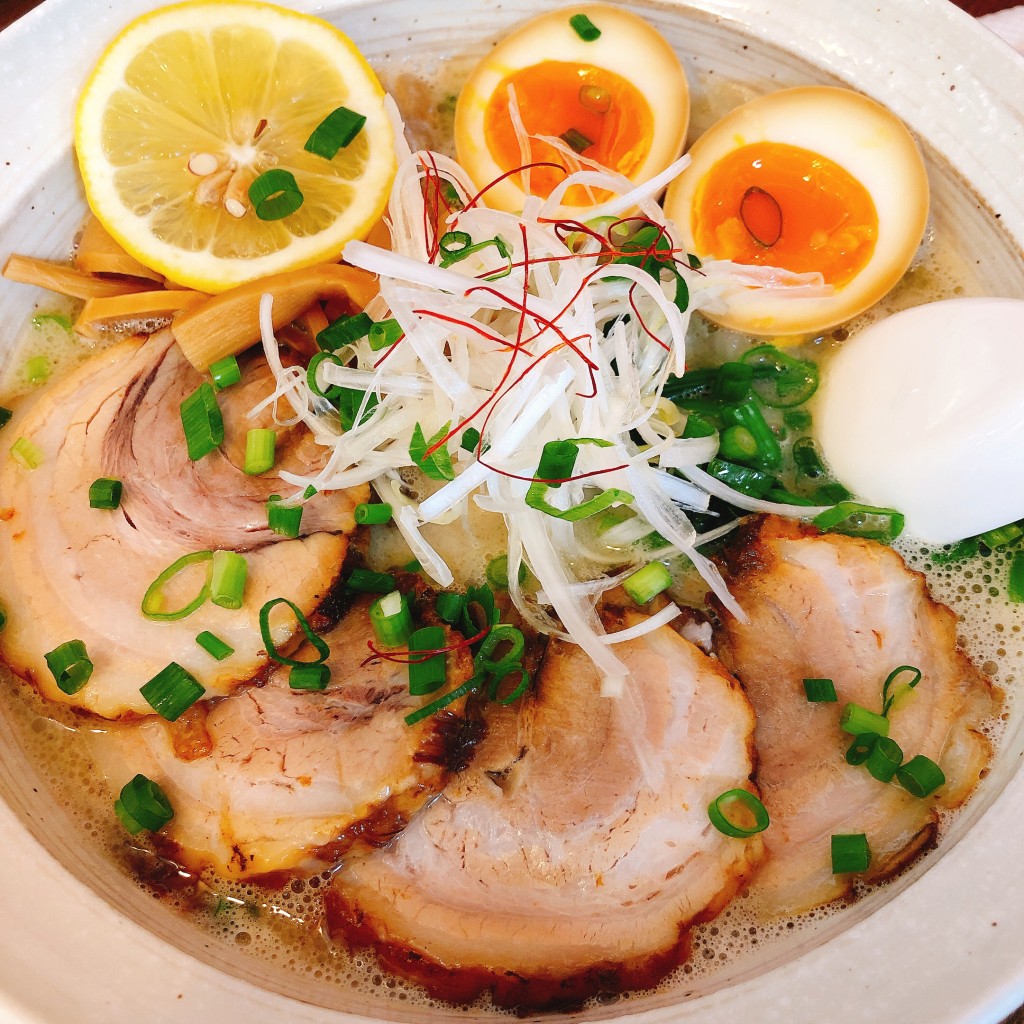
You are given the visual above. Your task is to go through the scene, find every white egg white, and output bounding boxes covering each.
[816,297,1024,543]
[664,86,929,337]
[454,3,689,215]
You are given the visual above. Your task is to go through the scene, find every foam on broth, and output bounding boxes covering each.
[0,21,1021,1021]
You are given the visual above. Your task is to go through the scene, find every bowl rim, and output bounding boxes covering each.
[0,1,1023,1022]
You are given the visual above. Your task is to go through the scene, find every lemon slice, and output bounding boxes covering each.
[75,0,396,293]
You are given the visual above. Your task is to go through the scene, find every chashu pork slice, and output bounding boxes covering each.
[0,331,364,718]
[714,515,997,916]
[87,598,479,878]
[326,609,763,1010]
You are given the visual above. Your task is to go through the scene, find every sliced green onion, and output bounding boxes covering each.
[896,755,946,798]
[487,663,530,705]
[208,354,242,390]
[485,554,527,591]
[289,662,332,691]
[803,677,837,702]
[978,521,1024,550]
[840,702,890,738]
[140,662,205,721]
[559,128,593,154]
[180,382,224,461]
[704,458,775,498]
[258,597,330,667]
[831,833,871,874]
[408,625,447,695]
[461,427,481,453]
[579,84,611,113]
[792,436,827,479]
[845,733,878,767]
[930,537,980,564]
[0,605,6,631]
[477,624,525,673]
[196,631,234,661]
[682,411,716,439]
[306,351,346,401]
[741,345,819,407]
[0,407,11,430]
[707,789,770,838]
[303,484,318,500]
[368,318,403,351]
[248,168,303,221]
[304,105,366,159]
[765,487,815,507]
[369,590,413,647]
[881,664,923,716]
[435,592,466,625]
[569,12,601,39]
[526,483,633,523]
[89,477,122,510]
[210,550,247,610]
[813,502,904,543]
[25,355,50,385]
[317,311,372,352]
[410,421,455,481]
[718,425,758,462]
[10,436,43,469]
[142,551,213,621]
[783,408,812,430]
[525,439,632,522]
[354,502,392,525]
[814,482,853,505]
[267,494,303,538]
[243,428,276,476]
[864,735,904,783]
[404,559,422,572]
[719,399,782,470]
[665,363,753,406]
[438,232,511,276]
[623,562,672,604]
[347,568,396,594]
[1010,551,1024,603]
[43,639,93,695]
[336,387,378,431]
[115,774,174,835]
[404,675,479,726]
[32,312,72,332]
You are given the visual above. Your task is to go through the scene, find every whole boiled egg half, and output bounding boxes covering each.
[817,297,1024,544]
[663,87,929,337]
[454,4,689,215]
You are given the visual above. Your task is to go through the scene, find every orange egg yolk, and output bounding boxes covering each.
[692,142,878,287]
[484,61,653,203]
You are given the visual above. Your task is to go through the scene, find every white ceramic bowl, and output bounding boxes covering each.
[1,1,1024,1022]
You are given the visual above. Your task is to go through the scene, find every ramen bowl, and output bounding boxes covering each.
[0,0,1023,1021]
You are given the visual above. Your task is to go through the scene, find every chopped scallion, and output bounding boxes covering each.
[369,590,413,647]
[803,677,837,702]
[741,345,819,408]
[289,662,332,691]
[368,318,404,351]
[209,355,242,390]
[704,458,775,498]
[408,626,447,696]
[115,774,174,835]
[865,735,904,783]
[1010,551,1024,603]
[485,554,527,591]
[477,624,525,673]
[881,664,923,716]
[0,407,11,430]
[180,382,224,461]
[347,568,396,593]
[267,494,303,538]
[978,521,1024,550]
[840,702,890,738]
[813,502,904,543]
[196,631,234,661]
[243,428,276,476]
[44,639,93,695]
[25,355,49,385]
[89,477,122,510]
[707,789,770,838]
[461,427,481,453]
[10,436,43,469]
[623,562,672,605]
[141,551,213,621]
[792,436,827,479]
[210,550,247,610]
[410,422,455,481]
[434,592,466,625]
[404,676,478,726]
[304,105,366,159]
[569,12,601,39]
[354,502,392,525]
[487,663,530,705]
[559,128,593,154]
[317,311,373,351]
[896,755,946,798]
[248,168,303,221]
[831,833,871,874]
[140,662,205,721]
[258,597,330,667]
[845,733,878,767]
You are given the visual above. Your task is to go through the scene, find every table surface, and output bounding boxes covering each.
[0,0,1021,1021]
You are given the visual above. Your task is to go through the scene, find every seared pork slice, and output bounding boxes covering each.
[326,610,762,1010]
[714,515,997,916]
[0,332,364,718]
[88,599,478,878]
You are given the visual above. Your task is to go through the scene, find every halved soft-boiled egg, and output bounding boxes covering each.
[817,297,1024,543]
[454,4,689,215]
[663,87,929,337]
